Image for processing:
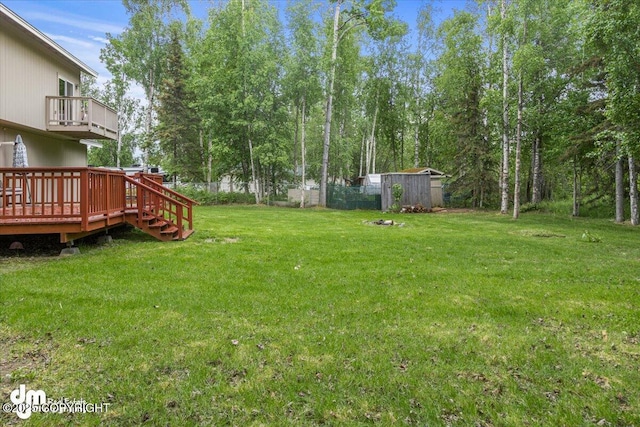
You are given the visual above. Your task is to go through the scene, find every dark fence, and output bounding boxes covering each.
[327,185,381,210]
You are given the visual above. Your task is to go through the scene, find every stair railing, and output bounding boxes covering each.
[137,174,198,228]
[124,175,193,239]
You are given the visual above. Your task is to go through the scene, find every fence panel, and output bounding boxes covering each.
[327,185,381,210]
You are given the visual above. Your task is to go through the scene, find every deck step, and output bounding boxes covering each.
[175,229,195,240]
[148,220,168,229]
[160,226,179,235]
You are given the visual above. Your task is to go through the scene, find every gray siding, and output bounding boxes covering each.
[431,178,443,207]
[0,8,89,168]
[381,173,432,212]
[0,24,80,132]
[0,127,87,168]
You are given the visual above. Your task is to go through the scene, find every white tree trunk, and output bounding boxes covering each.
[358,134,365,178]
[319,0,341,207]
[248,134,260,204]
[513,71,524,219]
[364,137,370,176]
[531,134,542,204]
[629,155,638,225]
[368,99,379,175]
[500,0,510,214]
[615,139,625,223]
[300,97,307,208]
[372,133,377,174]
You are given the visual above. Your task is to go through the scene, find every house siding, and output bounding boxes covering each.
[0,7,89,168]
[0,22,80,132]
[0,127,87,168]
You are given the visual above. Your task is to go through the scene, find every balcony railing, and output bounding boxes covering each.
[46,96,118,140]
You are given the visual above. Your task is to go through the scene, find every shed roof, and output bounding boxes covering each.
[0,3,97,77]
[364,173,381,185]
[398,167,447,176]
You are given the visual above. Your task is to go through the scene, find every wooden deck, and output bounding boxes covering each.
[0,167,196,242]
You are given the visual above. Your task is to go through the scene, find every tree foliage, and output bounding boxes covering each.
[156,23,202,182]
[93,0,639,222]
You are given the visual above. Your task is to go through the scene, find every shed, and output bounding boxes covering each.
[381,173,432,212]
[381,168,448,211]
[363,173,381,187]
[399,167,447,207]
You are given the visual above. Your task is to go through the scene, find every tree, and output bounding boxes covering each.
[81,74,141,168]
[285,0,323,207]
[588,0,640,224]
[435,11,493,208]
[499,0,512,214]
[103,0,190,170]
[195,0,288,202]
[410,4,437,169]
[156,23,202,182]
[318,0,406,206]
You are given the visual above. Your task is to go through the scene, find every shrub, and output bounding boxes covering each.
[175,185,256,205]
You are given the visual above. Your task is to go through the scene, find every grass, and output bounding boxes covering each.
[1,206,639,426]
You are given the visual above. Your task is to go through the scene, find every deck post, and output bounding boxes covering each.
[80,169,89,231]
[105,171,111,225]
[136,178,144,228]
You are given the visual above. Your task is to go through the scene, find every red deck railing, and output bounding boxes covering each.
[0,168,126,221]
[0,167,195,240]
[124,173,197,240]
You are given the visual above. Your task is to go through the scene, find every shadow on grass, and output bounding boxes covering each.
[0,225,158,258]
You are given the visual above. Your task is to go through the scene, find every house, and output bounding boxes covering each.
[381,168,448,212]
[0,4,195,244]
[0,3,117,167]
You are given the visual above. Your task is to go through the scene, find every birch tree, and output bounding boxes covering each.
[499,0,511,214]
[195,0,287,201]
[318,0,405,206]
[82,74,141,168]
[104,0,190,170]
[588,0,640,225]
[285,0,322,207]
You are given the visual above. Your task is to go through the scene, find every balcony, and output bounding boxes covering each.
[46,96,118,141]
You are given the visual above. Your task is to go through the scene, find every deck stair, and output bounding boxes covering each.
[0,168,196,243]
[123,174,197,241]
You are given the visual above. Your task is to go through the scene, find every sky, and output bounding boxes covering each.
[2,0,469,93]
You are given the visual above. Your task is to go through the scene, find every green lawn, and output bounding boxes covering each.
[1,206,639,426]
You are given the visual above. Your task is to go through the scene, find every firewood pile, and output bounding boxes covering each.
[400,204,431,213]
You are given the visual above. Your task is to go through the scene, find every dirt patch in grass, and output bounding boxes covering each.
[513,229,567,238]
[0,332,55,386]
[202,237,240,244]
[432,207,476,214]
